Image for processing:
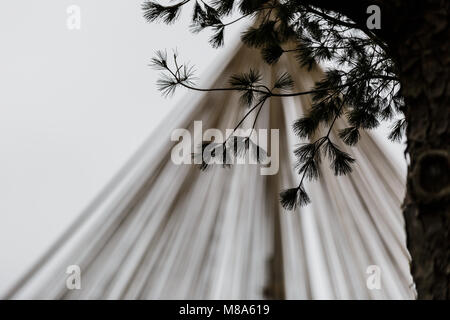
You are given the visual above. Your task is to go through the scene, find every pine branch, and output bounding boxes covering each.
[145,2,405,211]
[282,98,349,210]
[142,0,191,24]
[302,5,390,54]
[388,118,406,142]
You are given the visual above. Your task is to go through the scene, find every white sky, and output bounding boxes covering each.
[0,0,246,294]
[0,1,406,295]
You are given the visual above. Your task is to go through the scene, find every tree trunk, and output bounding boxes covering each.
[391,0,450,299]
[273,0,450,298]
[303,0,450,298]
[310,0,450,298]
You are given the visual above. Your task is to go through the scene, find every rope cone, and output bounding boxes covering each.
[5,43,415,300]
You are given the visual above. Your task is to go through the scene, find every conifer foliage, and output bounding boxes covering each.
[143,0,405,210]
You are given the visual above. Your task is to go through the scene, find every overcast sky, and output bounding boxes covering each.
[0,0,247,294]
[0,1,406,295]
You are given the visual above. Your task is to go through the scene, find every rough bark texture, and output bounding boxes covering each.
[303,0,450,299]
[391,0,450,299]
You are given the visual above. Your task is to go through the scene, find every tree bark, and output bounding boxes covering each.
[300,0,450,299]
[390,0,450,299]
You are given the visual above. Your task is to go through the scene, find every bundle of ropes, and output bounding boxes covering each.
[5,44,415,300]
